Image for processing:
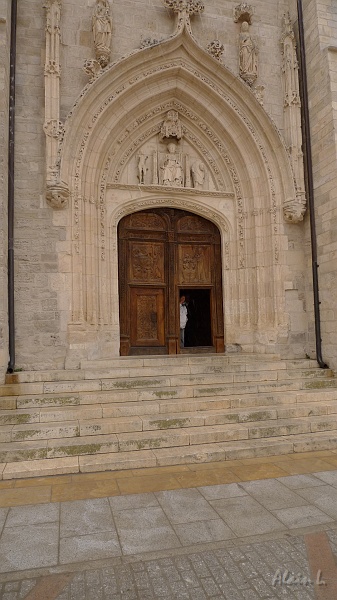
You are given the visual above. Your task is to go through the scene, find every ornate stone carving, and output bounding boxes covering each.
[163,0,204,34]
[283,196,306,223]
[160,143,184,187]
[239,21,258,86]
[140,37,163,49]
[253,84,265,106]
[83,58,102,80]
[46,181,70,209]
[43,0,66,208]
[206,40,225,61]
[92,0,112,68]
[233,2,253,24]
[281,13,306,222]
[160,110,183,140]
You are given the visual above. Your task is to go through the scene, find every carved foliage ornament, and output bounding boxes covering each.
[233,2,253,24]
[46,181,70,210]
[207,40,225,61]
[163,0,204,15]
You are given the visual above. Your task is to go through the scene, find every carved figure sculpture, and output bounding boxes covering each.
[160,110,183,140]
[137,155,148,184]
[239,21,258,86]
[92,0,112,67]
[191,161,205,189]
[160,143,183,187]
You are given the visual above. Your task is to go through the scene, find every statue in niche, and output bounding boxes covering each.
[160,110,183,141]
[239,21,258,86]
[137,155,148,184]
[92,0,112,67]
[160,143,183,187]
[191,161,205,189]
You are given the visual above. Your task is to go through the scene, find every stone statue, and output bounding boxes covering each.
[92,0,112,67]
[137,155,148,184]
[160,143,183,187]
[239,21,258,86]
[160,110,183,140]
[191,161,205,189]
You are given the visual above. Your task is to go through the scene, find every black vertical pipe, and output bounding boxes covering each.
[297,0,328,368]
[7,0,17,374]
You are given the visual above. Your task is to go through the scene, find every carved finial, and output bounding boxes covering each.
[233,2,254,24]
[92,0,112,68]
[207,40,225,61]
[163,0,204,34]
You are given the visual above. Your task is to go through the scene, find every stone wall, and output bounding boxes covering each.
[300,0,337,370]
[0,1,11,383]
[4,0,315,372]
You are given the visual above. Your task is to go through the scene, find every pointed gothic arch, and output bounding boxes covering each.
[58,24,301,362]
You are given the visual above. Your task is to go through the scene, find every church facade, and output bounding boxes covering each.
[0,0,336,382]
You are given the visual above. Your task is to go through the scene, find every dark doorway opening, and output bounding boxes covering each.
[180,289,212,348]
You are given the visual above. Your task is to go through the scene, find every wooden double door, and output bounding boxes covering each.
[118,208,224,355]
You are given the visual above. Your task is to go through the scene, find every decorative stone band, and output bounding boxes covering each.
[46,181,70,209]
[163,0,204,15]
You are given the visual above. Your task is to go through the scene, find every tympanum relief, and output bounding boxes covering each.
[129,111,214,191]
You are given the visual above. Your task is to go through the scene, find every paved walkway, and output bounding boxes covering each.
[1,451,337,598]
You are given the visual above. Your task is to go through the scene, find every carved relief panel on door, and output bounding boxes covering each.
[129,242,165,283]
[178,245,211,284]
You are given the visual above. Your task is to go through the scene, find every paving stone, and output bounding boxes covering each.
[197,483,248,500]
[209,496,285,537]
[60,498,115,538]
[296,485,337,519]
[237,479,310,510]
[276,474,327,489]
[108,492,159,512]
[155,488,220,524]
[0,523,59,572]
[59,531,121,564]
[312,469,337,486]
[271,505,334,528]
[6,502,59,527]
[113,506,181,555]
[173,518,235,546]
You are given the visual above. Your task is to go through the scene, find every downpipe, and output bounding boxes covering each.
[7,0,17,374]
[297,0,328,368]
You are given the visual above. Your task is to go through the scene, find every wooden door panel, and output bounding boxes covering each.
[178,244,212,284]
[130,288,165,346]
[129,242,165,283]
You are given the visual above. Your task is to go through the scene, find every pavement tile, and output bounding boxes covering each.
[172,468,240,488]
[276,474,328,489]
[197,482,248,500]
[13,475,72,488]
[60,498,115,538]
[230,463,290,481]
[173,519,235,545]
[0,523,59,573]
[295,485,337,520]
[59,531,121,564]
[275,459,337,475]
[0,508,8,534]
[117,474,182,495]
[311,469,337,486]
[271,505,334,529]
[209,496,285,537]
[155,488,220,524]
[238,479,309,510]
[51,478,120,502]
[6,503,59,527]
[108,492,159,511]
[113,506,181,555]
[0,486,51,508]
[131,465,190,477]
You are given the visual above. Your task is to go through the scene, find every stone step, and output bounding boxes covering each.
[1,411,337,451]
[4,361,332,386]
[3,429,337,480]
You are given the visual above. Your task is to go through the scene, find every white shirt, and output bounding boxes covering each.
[180,303,188,329]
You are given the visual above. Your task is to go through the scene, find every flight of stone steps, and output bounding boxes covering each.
[0,354,337,479]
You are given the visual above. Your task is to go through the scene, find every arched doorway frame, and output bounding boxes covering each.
[56,24,302,364]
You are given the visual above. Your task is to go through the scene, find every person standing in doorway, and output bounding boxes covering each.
[180,295,188,348]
